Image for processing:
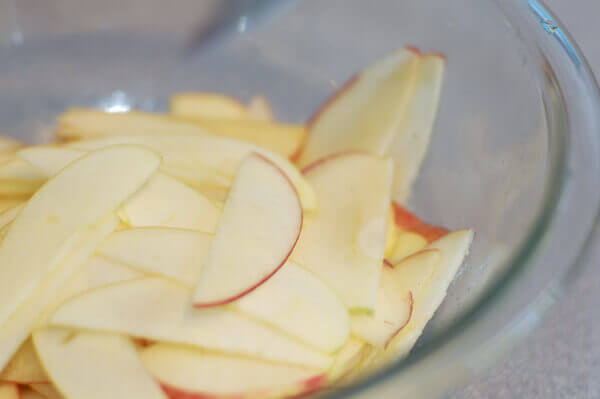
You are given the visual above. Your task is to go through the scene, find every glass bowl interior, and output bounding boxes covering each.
[0,0,598,397]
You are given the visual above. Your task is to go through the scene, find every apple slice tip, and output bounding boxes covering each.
[306,74,360,129]
[404,45,421,55]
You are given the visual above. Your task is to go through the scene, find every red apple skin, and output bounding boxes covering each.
[391,202,448,242]
[193,153,303,309]
[384,291,414,350]
[383,259,394,268]
[158,374,327,399]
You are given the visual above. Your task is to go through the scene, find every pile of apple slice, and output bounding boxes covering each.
[0,46,473,399]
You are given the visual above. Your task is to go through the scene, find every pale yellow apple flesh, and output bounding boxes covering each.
[248,95,274,122]
[49,277,333,369]
[328,337,371,382]
[33,328,167,399]
[0,214,118,371]
[98,228,212,284]
[0,339,47,384]
[297,47,421,168]
[69,135,317,211]
[293,153,392,312]
[169,92,251,120]
[388,231,428,264]
[119,173,220,232]
[0,204,23,231]
[0,145,159,334]
[27,383,62,399]
[141,343,326,399]
[0,137,23,153]
[20,387,45,399]
[193,154,302,307]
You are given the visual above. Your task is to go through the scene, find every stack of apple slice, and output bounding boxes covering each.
[0,45,474,399]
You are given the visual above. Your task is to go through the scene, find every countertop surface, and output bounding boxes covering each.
[450,1,600,398]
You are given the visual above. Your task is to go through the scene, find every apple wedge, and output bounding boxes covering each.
[388,54,446,203]
[388,231,428,263]
[169,92,251,120]
[375,229,474,367]
[192,154,302,307]
[234,261,350,353]
[0,382,19,399]
[0,339,48,384]
[351,250,441,349]
[99,228,212,283]
[392,202,448,242]
[0,145,159,329]
[296,47,421,168]
[18,147,87,177]
[293,153,392,312]
[0,214,118,372]
[33,328,166,399]
[141,344,326,399]
[49,278,333,369]
[120,173,220,232]
[69,135,317,211]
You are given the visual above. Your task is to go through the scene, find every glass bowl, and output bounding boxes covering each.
[0,0,598,397]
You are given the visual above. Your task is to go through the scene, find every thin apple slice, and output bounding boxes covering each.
[141,344,326,399]
[33,328,167,399]
[49,278,332,369]
[0,145,159,332]
[234,261,350,353]
[99,228,212,283]
[57,108,210,141]
[384,207,400,258]
[120,173,220,232]
[351,251,440,349]
[328,337,371,382]
[248,95,274,122]
[0,339,48,384]
[169,92,251,120]
[293,153,392,312]
[392,202,448,242]
[296,47,421,168]
[18,147,87,177]
[69,135,317,211]
[192,154,302,307]
[36,256,142,326]
[388,231,428,263]
[0,382,19,399]
[376,229,474,367]
[97,228,348,353]
[0,159,46,197]
[0,214,118,372]
[389,54,446,203]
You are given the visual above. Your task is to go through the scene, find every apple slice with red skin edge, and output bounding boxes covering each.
[296,46,421,168]
[0,382,19,399]
[351,250,440,348]
[141,344,327,399]
[293,152,392,312]
[33,328,166,399]
[373,229,474,368]
[388,231,428,264]
[98,228,212,284]
[389,53,446,203]
[49,277,333,369]
[97,226,348,353]
[68,135,317,212]
[0,145,159,347]
[0,213,119,371]
[0,339,48,384]
[192,154,302,308]
[391,202,448,242]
